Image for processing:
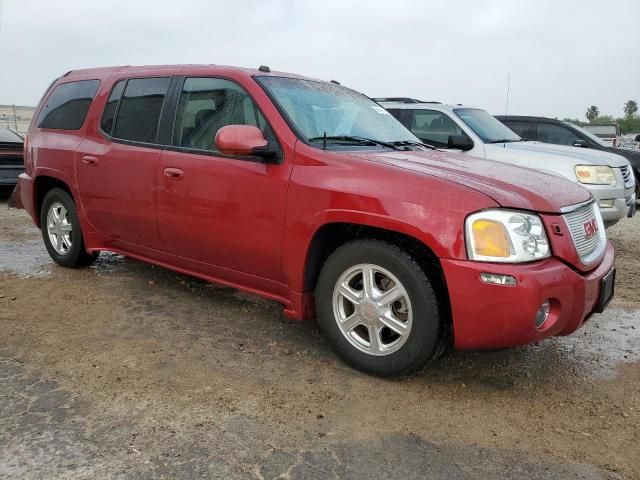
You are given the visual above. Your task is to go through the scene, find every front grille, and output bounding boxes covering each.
[619,165,634,189]
[563,202,605,265]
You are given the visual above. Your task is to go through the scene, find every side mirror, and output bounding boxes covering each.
[215,125,277,160]
[447,134,474,151]
[573,139,589,148]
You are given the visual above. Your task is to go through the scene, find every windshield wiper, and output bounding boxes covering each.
[308,135,400,150]
[390,140,436,150]
[487,139,520,144]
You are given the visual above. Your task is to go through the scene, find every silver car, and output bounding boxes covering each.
[376,99,636,226]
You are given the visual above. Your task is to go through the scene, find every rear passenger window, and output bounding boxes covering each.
[112,77,170,143]
[172,77,271,152]
[37,80,100,130]
[100,80,126,135]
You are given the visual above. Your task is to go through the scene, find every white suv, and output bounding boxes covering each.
[376,98,636,227]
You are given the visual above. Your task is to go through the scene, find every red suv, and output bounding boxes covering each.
[13,65,615,376]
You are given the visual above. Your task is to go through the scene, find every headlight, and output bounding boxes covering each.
[465,210,551,263]
[575,165,617,186]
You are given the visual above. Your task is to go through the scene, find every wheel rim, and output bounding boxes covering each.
[46,202,73,255]
[332,263,413,356]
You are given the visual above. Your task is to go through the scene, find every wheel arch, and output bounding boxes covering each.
[301,221,452,344]
[34,175,73,227]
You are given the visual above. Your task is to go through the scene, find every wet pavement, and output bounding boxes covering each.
[1,192,639,479]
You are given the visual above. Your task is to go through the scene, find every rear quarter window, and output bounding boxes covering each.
[37,80,100,130]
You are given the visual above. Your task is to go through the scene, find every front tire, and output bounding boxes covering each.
[315,239,442,377]
[40,188,98,268]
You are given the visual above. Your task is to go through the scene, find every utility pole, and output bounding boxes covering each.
[12,104,18,131]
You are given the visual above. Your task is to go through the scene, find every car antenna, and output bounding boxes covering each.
[323,131,327,150]
[501,72,511,148]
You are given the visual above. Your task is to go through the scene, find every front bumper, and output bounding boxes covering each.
[588,185,635,223]
[442,241,615,350]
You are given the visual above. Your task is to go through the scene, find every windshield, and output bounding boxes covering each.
[256,77,420,148]
[564,122,609,147]
[454,108,520,143]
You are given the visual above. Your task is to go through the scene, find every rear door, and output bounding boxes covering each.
[155,76,291,282]
[75,77,171,249]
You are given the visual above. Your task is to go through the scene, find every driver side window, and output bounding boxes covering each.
[173,77,269,152]
[537,123,582,146]
[410,109,465,147]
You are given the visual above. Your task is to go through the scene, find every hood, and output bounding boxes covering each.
[494,141,629,167]
[603,146,640,168]
[343,149,591,214]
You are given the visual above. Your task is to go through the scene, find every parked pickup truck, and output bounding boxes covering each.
[12,65,615,377]
[581,123,622,148]
[376,99,635,227]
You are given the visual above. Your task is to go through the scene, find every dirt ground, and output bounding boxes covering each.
[1,187,639,479]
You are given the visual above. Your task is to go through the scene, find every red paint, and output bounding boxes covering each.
[14,64,614,351]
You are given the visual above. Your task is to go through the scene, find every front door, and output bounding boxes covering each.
[155,77,291,282]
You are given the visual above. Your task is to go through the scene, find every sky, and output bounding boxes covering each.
[0,0,638,119]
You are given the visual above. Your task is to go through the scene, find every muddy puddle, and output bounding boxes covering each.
[0,238,51,277]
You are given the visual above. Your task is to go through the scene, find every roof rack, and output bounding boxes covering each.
[371,97,442,104]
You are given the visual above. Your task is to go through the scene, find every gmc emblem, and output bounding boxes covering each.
[583,218,599,239]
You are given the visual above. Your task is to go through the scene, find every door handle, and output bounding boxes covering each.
[82,155,99,166]
[164,167,184,180]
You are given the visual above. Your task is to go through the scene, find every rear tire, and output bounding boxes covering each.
[40,188,99,268]
[315,239,442,377]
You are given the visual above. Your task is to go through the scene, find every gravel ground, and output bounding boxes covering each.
[0,188,638,479]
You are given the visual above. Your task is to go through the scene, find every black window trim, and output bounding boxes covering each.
[98,75,174,151]
[99,78,126,137]
[163,75,284,164]
[37,78,102,132]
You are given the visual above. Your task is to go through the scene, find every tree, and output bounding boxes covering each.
[624,100,638,118]
[593,115,615,124]
[585,106,599,122]
[563,118,584,126]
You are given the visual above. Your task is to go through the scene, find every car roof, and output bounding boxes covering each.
[374,100,474,112]
[60,64,321,83]
[495,115,565,123]
[496,115,582,129]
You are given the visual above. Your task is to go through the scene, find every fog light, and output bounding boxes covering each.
[480,272,517,286]
[598,199,614,208]
[534,300,550,329]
